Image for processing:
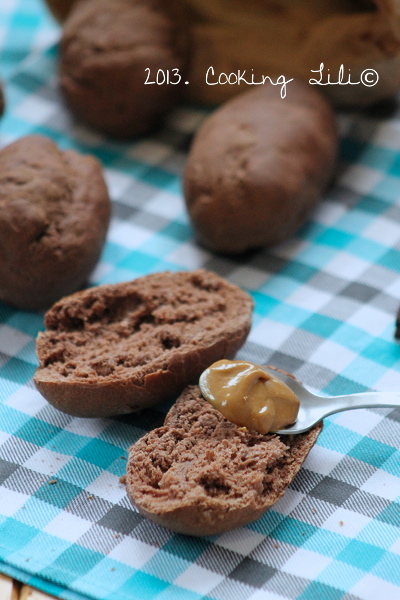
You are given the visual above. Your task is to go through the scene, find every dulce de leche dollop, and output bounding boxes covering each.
[200,359,300,434]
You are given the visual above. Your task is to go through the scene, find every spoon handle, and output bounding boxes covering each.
[306,391,400,427]
[328,391,400,412]
[275,391,400,435]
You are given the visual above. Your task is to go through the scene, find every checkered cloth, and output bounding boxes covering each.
[0,4,400,600]
[0,0,58,79]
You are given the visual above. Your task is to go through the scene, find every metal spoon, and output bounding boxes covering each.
[199,366,400,435]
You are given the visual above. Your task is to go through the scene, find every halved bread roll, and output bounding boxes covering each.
[126,384,322,536]
[34,270,253,417]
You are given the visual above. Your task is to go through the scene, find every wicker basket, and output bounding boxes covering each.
[45,0,400,107]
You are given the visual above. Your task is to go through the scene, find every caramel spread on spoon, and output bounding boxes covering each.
[199,359,300,433]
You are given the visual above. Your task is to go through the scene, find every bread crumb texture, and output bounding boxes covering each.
[34,270,253,417]
[126,385,322,536]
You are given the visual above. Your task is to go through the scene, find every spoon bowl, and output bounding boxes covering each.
[199,365,400,435]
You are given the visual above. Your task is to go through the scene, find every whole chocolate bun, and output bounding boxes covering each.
[0,135,111,311]
[59,0,190,138]
[184,80,338,254]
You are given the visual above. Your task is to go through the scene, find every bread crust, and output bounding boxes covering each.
[34,270,253,417]
[126,384,322,536]
[184,79,338,254]
[0,135,110,310]
[59,0,190,138]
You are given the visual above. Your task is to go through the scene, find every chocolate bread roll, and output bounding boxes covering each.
[184,80,338,254]
[126,384,322,536]
[0,135,110,310]
[59,0,190,138]
[34,270,253,416]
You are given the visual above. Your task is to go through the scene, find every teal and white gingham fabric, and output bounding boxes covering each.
[0,4,400,600]
[0,0,57,78]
